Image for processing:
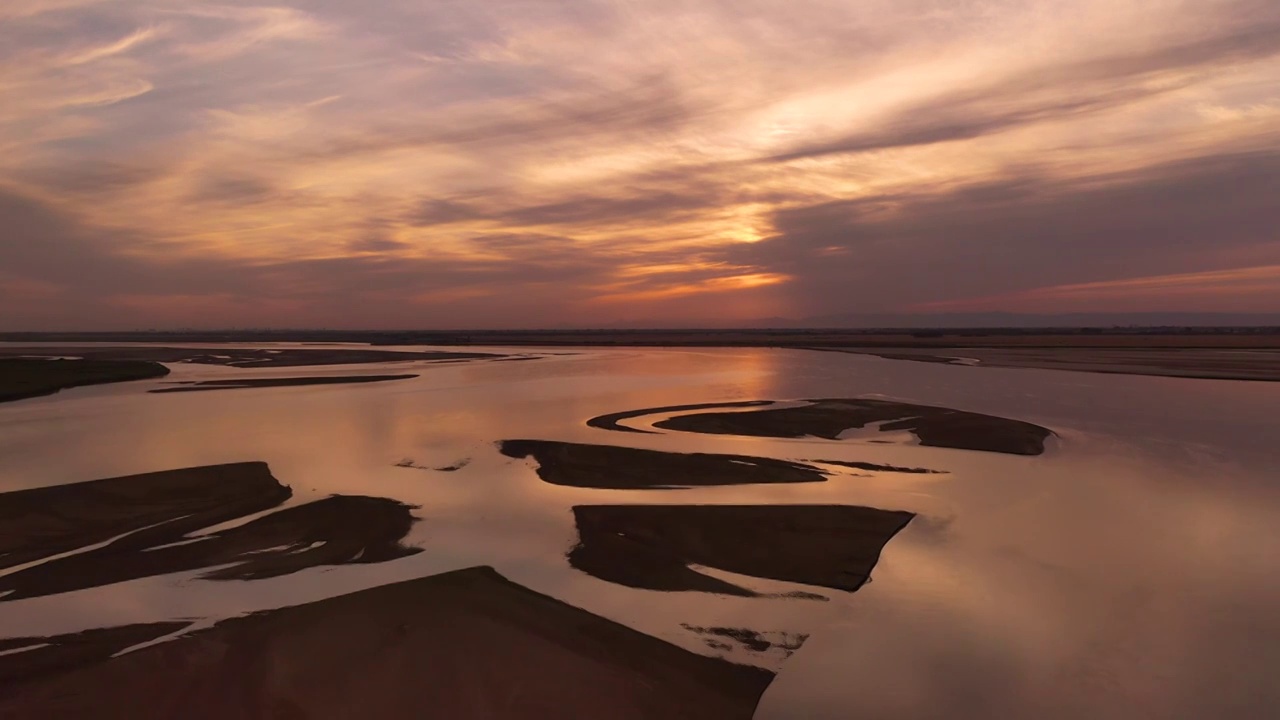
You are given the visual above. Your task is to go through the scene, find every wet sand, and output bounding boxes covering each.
[569,504,914,596]
[811,459,946,474]
[0,464,419,601]
[150,374,418,393]
[500,439,829,489]
[0,358,169,403]
[651,398,1051,455]
[0,567,775,720]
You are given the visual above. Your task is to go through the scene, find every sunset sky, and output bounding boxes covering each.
[2,0,1278,328]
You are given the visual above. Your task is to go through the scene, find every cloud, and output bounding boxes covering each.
[408,188,726,229]
[0,186,768,328]
[722,147,1280,314]
[188,175,276,205]
[302,73,700,165]
[1,0,1279,327]
[913,264,1280,313]
[346,236,411,253]
[61,25,162,65]
[768,20,1280,161]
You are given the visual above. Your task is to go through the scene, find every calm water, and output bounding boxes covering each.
[1,345,1278,718]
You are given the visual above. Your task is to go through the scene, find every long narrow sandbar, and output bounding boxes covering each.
[500,439,829,489]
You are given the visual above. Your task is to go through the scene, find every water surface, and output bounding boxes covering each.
[1,345,1277,718]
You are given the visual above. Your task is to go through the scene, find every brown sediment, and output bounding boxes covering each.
[0,358,170,403]
[0,495,420,601]
[569,504,914,595]
[777,590,829,601]
[0,623,188,686]
[499,439,829,489]
[812,459,947,474]
[587,400,774,433]
[394,458,470,472]
[652,398,1052,456]
[149,374,417,393]
[0,346,502,369]
[0,462,290,573]
[681,625,809,657]
[0,567,775,720]
[816,346,1280,382]
[0,464,419,602]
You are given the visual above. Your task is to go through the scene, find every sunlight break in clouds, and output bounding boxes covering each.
[0,0,1277,328]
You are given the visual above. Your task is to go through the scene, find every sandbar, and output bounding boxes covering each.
[812,459,946,474]
[0,464,419,601]
[821,346,1280,382]
[569,504,914,595]
[0,358,169,403]
[587,400,774,433]
[0,622,189,687]
[500,439,829,489]
[0,566,774,720]
[150,374,417,393]
[651,398,1051,455]
[0,346,502,369]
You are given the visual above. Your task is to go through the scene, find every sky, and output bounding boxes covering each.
[1,0,1278,329]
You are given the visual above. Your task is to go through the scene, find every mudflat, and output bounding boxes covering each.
[150,374,418,393]
[0,358,169,403]
[0,464,420,601]
[0,346,502,368]
[569,504,914,596]
[825,346,1280,382]
[500,439,829,489]
[651,398,1052,455]
[0,567,775,720]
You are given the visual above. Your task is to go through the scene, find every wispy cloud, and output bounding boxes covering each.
[0,0,1277,327]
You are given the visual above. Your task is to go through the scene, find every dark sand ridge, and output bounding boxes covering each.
[0,464,419,602]
[812,459,947,474]
[647,398,1051,456]
[587,400,775,433]
[569,504,914,596]
[0,567,775,720]
[0,358,169,403]
[0,346,502,368]
[150,374,418,393]
[500,439,830,489]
